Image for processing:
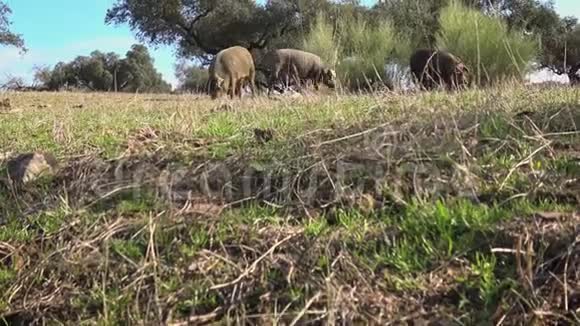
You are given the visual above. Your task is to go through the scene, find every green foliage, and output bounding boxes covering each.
[338,18,407,90]
[304,218,328,238]
[377,199,505,272]
[39,44,171,93]
[303,13,339,67]
[115,190,163,214]
[469,253,500,307]
[0,2,25,50]
[174,61,209,93]
[0,86,578,323]
[0,267,15,294]
[337,209,370,243]
[117,44,172,93]
[105,0,329,62]
[493,0,579,74]
[375,0,578,78]
[104,0,578,81]
[303,12,410,91]
[32,209,69,235]
[111,239,145,262]
[436,0,538,85]
[373,0,447,49]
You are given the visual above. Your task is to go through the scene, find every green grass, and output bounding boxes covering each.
[0,84,579,324]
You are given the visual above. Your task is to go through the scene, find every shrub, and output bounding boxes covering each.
[175,62,209,93]
[338,19,397,90]
[303,13,340,68]
[436,0,539,86]
[303,12,411,91]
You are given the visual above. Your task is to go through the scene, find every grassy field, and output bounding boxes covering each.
[0,85,579,324]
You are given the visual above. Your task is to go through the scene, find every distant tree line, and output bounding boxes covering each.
[1,2,171,93]
[34,44,171,93]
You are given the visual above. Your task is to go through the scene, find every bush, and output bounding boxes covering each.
[303,12,411,91]
[436,0,539,86]
[303,13,340,68]
[175,62,209,93]
[338,18,406,90]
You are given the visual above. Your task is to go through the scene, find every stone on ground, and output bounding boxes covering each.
[5,152,58,184]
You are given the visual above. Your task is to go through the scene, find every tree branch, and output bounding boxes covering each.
[172,8,220,55]
[248,28,270,50]
[189,8,212,30]
[249,18,295,51]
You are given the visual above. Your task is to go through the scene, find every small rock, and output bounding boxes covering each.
[6,152,58,184]
[72,104,84,109]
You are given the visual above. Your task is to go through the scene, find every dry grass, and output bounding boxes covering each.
[0,84,579,324]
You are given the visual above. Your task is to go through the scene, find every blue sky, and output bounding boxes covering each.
[1,0,579,87]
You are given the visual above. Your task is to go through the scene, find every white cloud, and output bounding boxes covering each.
[0,47,40,82]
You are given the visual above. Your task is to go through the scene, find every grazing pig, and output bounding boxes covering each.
[259,49,336,94]
[208,46,256,99]
[410,49,470,91]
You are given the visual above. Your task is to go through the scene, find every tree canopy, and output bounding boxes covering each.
[105,0,336,64]
[106,0,580,76]
[0,1,25,50]
[37,44,171,93]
